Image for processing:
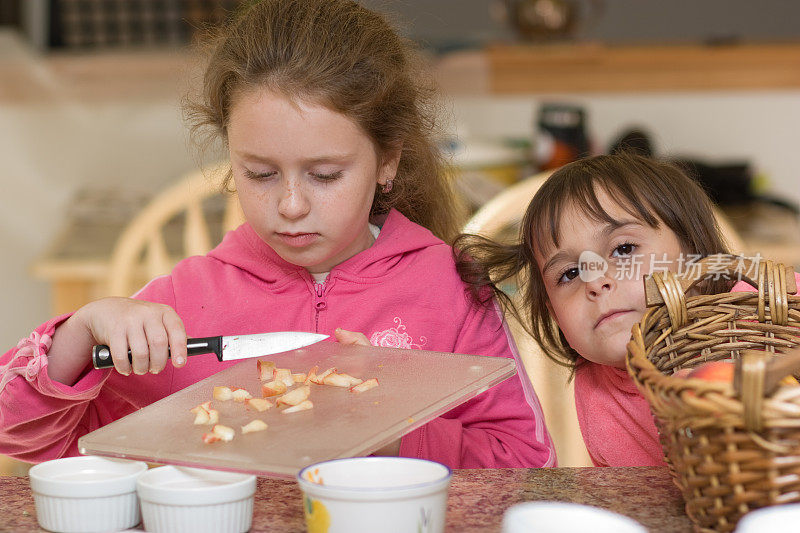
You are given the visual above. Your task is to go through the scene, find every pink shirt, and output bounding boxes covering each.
[0,210,555,468]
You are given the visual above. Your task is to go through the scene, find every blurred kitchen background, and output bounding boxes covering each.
[2,0,800,472]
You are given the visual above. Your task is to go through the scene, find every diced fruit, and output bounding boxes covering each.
[312,367,336,384]
[193,407,210,425]
[191,402,219,425]
[350,378,379,393]
[202,424,235,444]
[213,386,234,401]
[304,366,319,385]
[282,400,313,413]
[190,401,211,414]
[241,419,268,434]
[262,379,288,397]
[257,360,276,381]
[202,432,220,444]
[212,424,235,442]
[245,398,273,412]
[274,368,295,388]
[322,373,355,387]
[231,387,253,402]
[277,385,311,406]
[323,373,363,387]
[292,372,307,383]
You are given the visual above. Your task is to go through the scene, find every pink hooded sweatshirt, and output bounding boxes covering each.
[573,272,800,467]
[0,210,555,468]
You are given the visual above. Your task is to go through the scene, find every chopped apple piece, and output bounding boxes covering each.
[257,360,276,381]
[191,402,219,425]
[322,373,355,387]
[350,378,379,393]
[190,401,211,414]
[277,385,311,406]
[262,379,288,397]
[213,386,234,401]
[304,365,319,385]
[201,432,220,444]
[241,419,268,434]
[339,373,363,386]
[292,372,307,383]
[312,367,336,384]
[273,368,295,387]
[202,424,235,443]
[245,398,273,412]
[212,424,235,442]
[231,387,253,402]
[281,399,313,413]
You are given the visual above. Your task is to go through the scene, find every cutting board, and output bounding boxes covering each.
[78,342,516,478]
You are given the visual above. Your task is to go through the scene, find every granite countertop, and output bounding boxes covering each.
[0,466,693,532]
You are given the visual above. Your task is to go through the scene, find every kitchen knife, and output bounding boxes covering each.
[92,331,329,369]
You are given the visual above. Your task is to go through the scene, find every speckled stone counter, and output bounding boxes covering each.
[0,466,693,532]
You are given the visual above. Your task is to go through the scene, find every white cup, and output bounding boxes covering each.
[502,502,647,533]
[296,457,452,533]
[29,455,147,533]
[735,503,800,532]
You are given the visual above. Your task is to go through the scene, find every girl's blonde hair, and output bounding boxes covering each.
[184,0,459,241]
[456,153,732,370]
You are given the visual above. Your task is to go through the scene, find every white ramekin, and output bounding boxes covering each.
[28,455,148,533]
[502,502,647,533]
[297,457,452,533]
[136,465,256,533]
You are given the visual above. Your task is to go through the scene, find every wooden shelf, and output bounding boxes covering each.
[485,42,800,93]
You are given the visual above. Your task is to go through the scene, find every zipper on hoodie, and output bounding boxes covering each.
[313,281,327,333]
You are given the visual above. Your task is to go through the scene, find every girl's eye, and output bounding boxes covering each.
[611,242,637,258]
[244,169,277,181]
[310,170,343,182]
[557,267,580,284]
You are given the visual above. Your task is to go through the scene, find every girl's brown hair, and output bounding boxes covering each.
[455,153,732,369]
[184,0,460,241]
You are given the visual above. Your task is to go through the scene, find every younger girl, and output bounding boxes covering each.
[0,0,554,469]
[456,153,731,467]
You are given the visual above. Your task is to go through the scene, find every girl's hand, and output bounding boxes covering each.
[334,328,371,346]
[77,298,188,376]
[47,297,187,385]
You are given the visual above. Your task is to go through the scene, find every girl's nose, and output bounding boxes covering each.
[277,180,310,219]
[585,272,616,299]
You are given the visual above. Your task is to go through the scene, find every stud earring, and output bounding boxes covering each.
[381,179,393,193]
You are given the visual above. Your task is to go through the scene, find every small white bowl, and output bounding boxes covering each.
[136,465,256,533]
[296,457,452,533]
[735,503,800,532]
[502,502,647,533]
[28,455,148,533]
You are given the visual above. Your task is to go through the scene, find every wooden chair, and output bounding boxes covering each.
[107,161,245,297]
[462,171,746,467]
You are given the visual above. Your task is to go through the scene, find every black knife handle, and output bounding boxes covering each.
[92,336,222,369]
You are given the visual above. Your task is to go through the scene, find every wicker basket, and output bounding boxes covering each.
[627,254,800,532]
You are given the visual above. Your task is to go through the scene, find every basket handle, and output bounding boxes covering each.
[644,254,796,328]
[734,347,800,432]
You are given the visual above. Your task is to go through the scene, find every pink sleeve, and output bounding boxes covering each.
[0,315,114,463]
[399,300,556,469]
[0,275,178,464]
[574,361,664,467]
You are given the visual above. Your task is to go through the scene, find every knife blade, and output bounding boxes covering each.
[91,331,329,369]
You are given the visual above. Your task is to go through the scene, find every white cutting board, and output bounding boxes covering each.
[78,342,516,478]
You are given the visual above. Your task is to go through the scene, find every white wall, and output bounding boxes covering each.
[447,91,800,208]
